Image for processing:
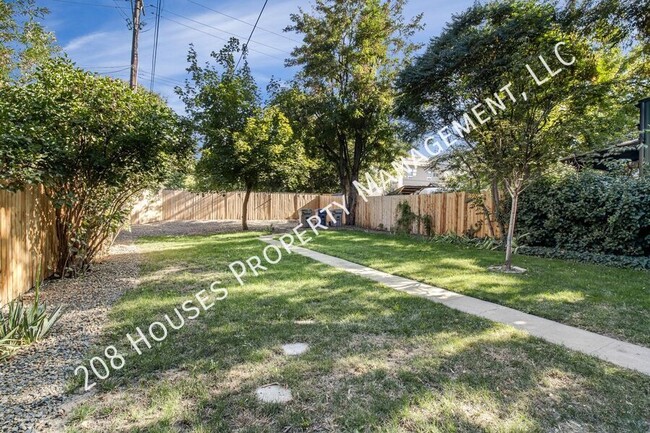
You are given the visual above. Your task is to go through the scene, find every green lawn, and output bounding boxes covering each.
[67,232,650,432]
[307,230,650,347]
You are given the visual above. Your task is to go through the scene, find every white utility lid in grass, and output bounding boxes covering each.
[255,384,293,403]
[282,343,309,356]
[294,319,315,325]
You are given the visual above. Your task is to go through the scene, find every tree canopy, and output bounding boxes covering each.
[285,0,423,223]
[178,39,310,230]
[396,0,610,270]
[0,0,57,81]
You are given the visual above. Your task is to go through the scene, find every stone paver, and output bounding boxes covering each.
[282,343,309,356]
[255,385,293,403]
[261,237,650,376]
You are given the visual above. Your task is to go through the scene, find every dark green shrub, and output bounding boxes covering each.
[1,59,195,277]
[517,246,650,270]
[517,172,650,256]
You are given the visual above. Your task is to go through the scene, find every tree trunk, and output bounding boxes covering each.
[345,181,357,226]
[335,159,358,226]
[480,202,496,239]
[491,180,506,239]
[242,184,252,231]
[54,207,69,277]
[504,187,520,271]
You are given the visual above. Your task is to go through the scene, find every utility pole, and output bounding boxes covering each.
[129,0,143,90]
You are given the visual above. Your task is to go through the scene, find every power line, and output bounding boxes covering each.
[95,66,132,74]
[150,0,163,91]
[113,0,131,22]
[158,8,290,55]
[138,73,184,89]
[236,0,269,70]
[139,69,185,85]
[47,0,293,59]
[139,73,182,87]
[187,0,300,44]
[159,15,284,61]
[78,64,131,69]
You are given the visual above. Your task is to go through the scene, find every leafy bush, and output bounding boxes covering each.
[517,172,650,256]
[0,59,195,276]
[421,214,433,237]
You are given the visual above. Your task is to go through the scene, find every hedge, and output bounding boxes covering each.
[517,246,650,270]
[517,172,650,257]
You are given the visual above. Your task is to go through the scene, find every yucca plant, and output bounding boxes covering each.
[14,280,64,344]
[0,271,64,360]
[0,320,19,361]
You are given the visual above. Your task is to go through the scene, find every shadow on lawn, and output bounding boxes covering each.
[74,233,650,432]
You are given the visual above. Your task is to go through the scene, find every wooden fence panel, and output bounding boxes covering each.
[133,190,344,223]
[0,186,58,304]
[354,191,499,238]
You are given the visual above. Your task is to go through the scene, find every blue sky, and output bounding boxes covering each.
[42,0,476,113]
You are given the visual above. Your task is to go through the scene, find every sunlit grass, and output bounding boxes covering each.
[67,232,650,432]
[307,230,650,346]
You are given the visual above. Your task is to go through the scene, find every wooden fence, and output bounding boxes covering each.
[0,186,58,304]
[131,190,342,224]
[356,191,498,238]
[0,187,495,303]
[131,189,497,238]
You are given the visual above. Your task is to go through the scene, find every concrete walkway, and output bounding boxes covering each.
[261,237,650,376]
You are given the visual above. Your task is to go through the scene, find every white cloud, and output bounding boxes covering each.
[63,31,114,53]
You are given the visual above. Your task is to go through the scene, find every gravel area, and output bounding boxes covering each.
[0,220,297,432]
[0,238,140,433]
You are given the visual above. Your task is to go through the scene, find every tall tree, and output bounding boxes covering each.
[267,80,341,194]
[178,39,308,230]
[285,0,422,224]
[397,0,604,271]
[555,46,649,150]
[231,106,309,229]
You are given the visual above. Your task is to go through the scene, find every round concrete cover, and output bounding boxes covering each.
[282,343,309,356]
[255,385,293,403]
